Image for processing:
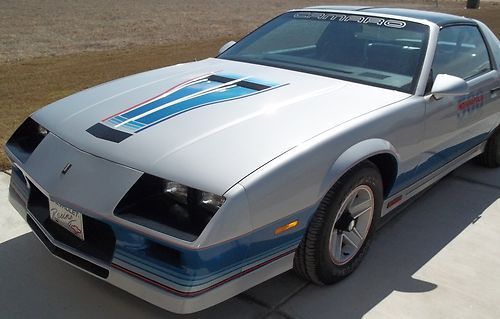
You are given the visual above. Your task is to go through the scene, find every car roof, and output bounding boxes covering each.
[304,6,475,26]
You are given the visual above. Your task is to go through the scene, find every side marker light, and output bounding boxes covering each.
[274,220,298,235]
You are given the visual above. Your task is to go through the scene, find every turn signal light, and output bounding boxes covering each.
[274,220,298,235]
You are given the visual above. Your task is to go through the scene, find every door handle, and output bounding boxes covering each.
[491,87,500,94]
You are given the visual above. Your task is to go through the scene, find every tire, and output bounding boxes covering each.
[294,161,383,285]
[478,128,500,168]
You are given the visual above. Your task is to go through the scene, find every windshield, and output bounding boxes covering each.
[219,11,429,93]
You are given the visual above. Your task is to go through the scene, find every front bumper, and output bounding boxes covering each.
[8,166,297,313]
[6,137,302,314]
[4,125,306,313]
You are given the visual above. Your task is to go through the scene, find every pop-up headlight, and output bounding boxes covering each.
[6,117,49,163]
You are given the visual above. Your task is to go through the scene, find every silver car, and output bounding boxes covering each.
[5,5,500,314]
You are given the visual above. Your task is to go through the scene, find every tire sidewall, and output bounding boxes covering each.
[493,132,500,166]
[317,163,383,283]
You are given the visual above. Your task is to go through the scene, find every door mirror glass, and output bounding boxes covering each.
[218,41,236,55]
[431,74,469,99]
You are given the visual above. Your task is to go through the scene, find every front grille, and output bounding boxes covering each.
[27,182,116,263]
[27,215,109,278]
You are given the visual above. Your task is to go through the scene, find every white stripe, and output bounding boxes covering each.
[111,73,211,124]
[115,76,249,128]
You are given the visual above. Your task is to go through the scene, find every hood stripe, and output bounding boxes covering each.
[88,73,284,143]
[114,76,250,129]
[101,73,212,122]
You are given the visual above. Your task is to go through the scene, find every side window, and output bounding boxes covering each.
[432,25,491,81]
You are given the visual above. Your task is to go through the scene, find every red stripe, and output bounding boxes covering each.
[111,249,295,298]
[101,74,211,122]
[387,195,403,209]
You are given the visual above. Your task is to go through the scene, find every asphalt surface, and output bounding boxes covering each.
[1,162,499,319]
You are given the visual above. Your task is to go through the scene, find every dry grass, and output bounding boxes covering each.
[1,0,500,171]
[0,0,331,63]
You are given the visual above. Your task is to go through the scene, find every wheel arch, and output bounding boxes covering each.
[319,138,399,199]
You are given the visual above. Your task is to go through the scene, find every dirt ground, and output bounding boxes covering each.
[1,0,500,171]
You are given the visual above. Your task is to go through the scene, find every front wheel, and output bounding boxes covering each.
[294,161,383,284]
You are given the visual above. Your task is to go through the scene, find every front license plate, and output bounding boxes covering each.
[49,200,85,241]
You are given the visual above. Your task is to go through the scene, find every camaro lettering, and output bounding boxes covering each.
[383,20,407,28]
[293,12,407,28]
[343,15,365,23]
[293,12,345,21]
[362,17,385,25]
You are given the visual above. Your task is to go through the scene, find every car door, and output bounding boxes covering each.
[420,24,499,174]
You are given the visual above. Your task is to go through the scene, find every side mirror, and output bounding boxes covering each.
[431,74,469,99]
[218,41,236,55]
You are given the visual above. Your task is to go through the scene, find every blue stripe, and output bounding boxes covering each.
[246,76,280,88]
[390,133,488,196]
[119,80,211,119]
[113,238,301,288]
[122,121,145,129]
[108,118,122,125]
[136,86,255,126]
[103,73,282,134]
[110,205,314,289]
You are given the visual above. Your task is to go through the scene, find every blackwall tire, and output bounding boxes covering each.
[294,161,383,284]
[478,128,500,168]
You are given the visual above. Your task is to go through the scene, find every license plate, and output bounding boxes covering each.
[49,200,85,241]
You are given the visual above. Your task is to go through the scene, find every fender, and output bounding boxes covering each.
[318,138,400,199]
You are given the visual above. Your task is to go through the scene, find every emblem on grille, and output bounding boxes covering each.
[61,163,72,175]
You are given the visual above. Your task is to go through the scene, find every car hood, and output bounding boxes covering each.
[32,58,409,194]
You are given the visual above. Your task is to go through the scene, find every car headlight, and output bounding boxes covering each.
[115,174,226,241]
[163,181,189,204]
[37,125,49,136]
[163,181,225,212]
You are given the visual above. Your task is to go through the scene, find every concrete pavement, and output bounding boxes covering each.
[1,162,499,318]
[0,172,30,243]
